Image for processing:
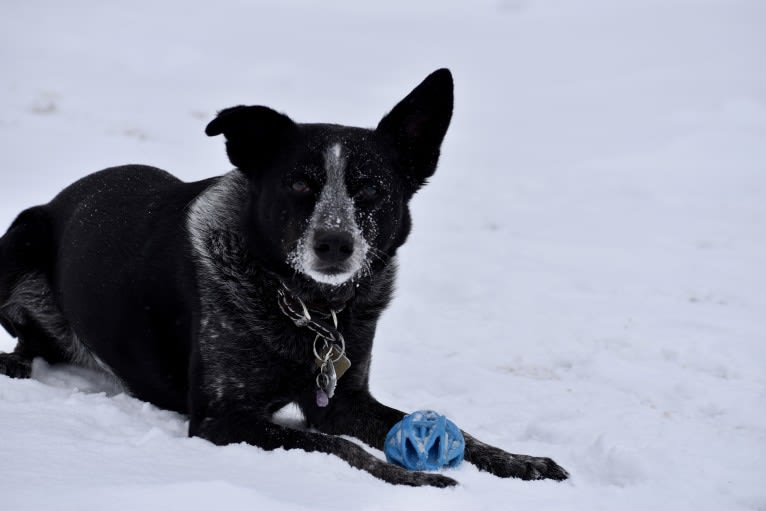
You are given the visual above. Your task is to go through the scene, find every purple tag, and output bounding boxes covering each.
[316,389,329,407]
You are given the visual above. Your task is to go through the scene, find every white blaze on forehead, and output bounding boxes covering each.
[330,142,341,160]
[316,142,353,229]
[324,143,344,196]
[286,141,370,286]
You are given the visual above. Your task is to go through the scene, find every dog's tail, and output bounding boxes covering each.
[0,206,54,336]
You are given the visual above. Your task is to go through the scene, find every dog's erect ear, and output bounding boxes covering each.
[205,106,298,172]
[376,68,453,188]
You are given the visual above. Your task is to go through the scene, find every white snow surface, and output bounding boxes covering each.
[1,1,764,510]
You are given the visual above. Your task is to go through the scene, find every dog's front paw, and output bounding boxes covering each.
[463,433,568,481]
[371,461,458,488]
[407,471,459,488]
[505,454,568,481]
[475,451,568,481]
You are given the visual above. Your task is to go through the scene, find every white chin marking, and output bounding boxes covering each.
[303,268,357,286]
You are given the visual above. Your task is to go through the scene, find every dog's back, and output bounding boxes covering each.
[0,165,213,411]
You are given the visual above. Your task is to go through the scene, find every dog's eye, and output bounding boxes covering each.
[357,186,379,201]
[291,180,312,194]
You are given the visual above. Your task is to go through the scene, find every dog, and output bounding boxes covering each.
[0,69,567,486]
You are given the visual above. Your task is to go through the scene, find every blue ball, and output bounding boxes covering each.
[384,410,465,471]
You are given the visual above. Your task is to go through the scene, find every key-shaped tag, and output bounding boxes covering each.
[315,345,351,380]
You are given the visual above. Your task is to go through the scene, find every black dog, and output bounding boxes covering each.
[0,69,567,487]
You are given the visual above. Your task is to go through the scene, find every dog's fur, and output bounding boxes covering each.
[0,69,567,486]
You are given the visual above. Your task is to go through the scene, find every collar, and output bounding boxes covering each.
[276,282,351,408]
[276,283,345,342]
[276,279,352,317]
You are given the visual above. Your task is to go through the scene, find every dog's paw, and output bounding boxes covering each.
[406,471,458,488]
[370,461,457,488]
[510,455,569,481]
[392,470,458,488]
[0,353,32,379]
[463,433,568,481]
[475,451,568,481]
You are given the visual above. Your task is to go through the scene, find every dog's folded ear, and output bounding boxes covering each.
[376,68,454,189]
[205,106,298,173]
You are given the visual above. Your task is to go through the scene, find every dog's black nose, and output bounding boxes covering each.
[313,229,354,264]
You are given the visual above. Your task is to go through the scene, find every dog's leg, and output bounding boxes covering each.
[302,390,405,449]
[304,390,568,481]
[189,409,456,487]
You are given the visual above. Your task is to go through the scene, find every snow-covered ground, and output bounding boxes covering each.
[1,1,764,509]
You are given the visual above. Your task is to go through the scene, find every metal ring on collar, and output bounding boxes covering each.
[330,331,345,362]
[313,335,330,362]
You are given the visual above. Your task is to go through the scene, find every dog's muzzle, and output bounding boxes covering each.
[312,229,354,271]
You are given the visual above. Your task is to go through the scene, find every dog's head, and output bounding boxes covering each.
[205,69,453,293]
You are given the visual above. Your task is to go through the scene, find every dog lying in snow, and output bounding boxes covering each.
[0,69,567,486]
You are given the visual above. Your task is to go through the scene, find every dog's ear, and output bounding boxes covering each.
[205,105,298,172]
[376,68,453,188]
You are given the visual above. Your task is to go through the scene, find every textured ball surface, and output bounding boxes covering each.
[384,410,465,471]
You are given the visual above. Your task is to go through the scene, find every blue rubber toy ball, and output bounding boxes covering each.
[384,410,465,471]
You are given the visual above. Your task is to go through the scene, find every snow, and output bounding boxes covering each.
[1,0,765,509]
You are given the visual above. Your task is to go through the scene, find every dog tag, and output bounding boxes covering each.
[332,350,351,380]
[315,345,351,381]
[316,389,329,407]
